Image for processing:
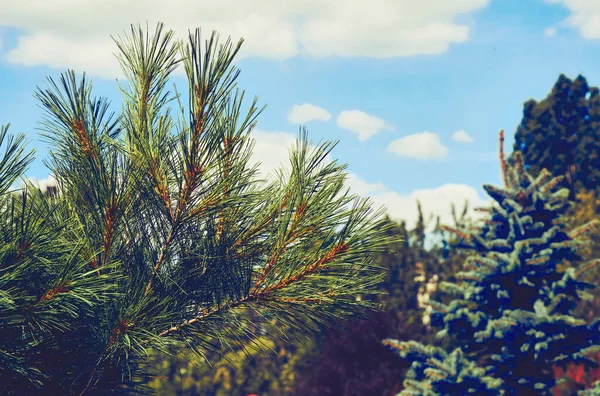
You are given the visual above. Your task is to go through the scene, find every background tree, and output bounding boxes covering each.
[0,23,396,394]
[144,323,308,395]
[385,131,600,395]
[508,74,600,200]
[561,190,600,324]
[507,72,600,391]
[549,189,600,394]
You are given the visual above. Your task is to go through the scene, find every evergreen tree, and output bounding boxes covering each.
[508,74,600,200]
[385,130,600,395]
[0,23,395,394]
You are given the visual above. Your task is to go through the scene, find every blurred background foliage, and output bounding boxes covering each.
[146,74,600,395]
[145,203,478,395]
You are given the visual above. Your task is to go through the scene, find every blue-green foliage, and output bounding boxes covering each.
[383,340,503,395]
[385,150,600,395]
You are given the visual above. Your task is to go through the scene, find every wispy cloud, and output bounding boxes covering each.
[543,0,600,39]
[249,129,306,180]
[0,0,489,78]
[287,103,331,124]
[344,173,491,237]
[336,109,393,141]
[452,130,474,143]
[387,131,448,159]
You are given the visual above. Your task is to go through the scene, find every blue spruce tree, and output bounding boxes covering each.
[384,131,600,395]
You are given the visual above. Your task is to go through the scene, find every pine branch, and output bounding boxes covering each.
[0,125,35,195]
[1,22,394,393]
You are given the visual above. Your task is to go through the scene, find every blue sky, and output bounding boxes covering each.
[1,0,599,235]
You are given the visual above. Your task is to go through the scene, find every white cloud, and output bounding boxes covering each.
[249,129,301,180]
[344,174,491,248]
[544,1,600,39]
[287,103,331,124]
[336,110,393,141]
[0,0,489,79]
[7,35,118,78]
[452,129,474,143]
[544,27,557,37]
[387,131,448,159]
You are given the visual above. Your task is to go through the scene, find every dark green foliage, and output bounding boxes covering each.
[509,73,600,393]
[509,74,600,200]
[385,135,600,395]
[0,23,395,394]
[291,203,478,395]
[292,215,426,396]
[147,201,477,395]
[292,310,408,396]
[148,216,409,396]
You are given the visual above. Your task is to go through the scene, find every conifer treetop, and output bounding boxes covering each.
[385,130,600,395]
